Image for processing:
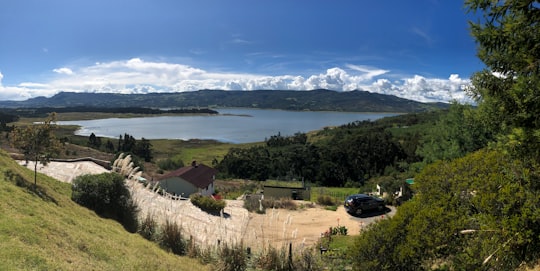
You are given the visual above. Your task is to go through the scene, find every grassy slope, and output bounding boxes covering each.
[0,151,208,271]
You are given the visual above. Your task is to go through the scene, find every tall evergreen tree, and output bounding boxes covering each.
[466,0,540,159]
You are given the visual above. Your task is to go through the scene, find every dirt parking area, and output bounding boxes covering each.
[20,160,395,251]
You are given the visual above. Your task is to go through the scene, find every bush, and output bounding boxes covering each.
[160,220,187,256]
[243,195,265,213]
[138,214,158,241]
[190,194,226,214]
[264,198,297,210]
[351,150,540,270]
[330,226,348,236]
[316,195,335,206]
[255,246,289,271]
[215,242,247,271]
[71,172,139,232]
[243,197,299,213]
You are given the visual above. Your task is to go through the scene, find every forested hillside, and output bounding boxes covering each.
[216,103,490,193]
[216,111,433,185]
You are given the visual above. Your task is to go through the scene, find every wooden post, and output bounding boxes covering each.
[288,242,293,270]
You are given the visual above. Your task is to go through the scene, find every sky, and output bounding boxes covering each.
[0,0,485,103]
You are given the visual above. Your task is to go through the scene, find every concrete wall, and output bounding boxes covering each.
[51,157,112,169]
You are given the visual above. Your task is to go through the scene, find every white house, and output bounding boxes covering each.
[157,161,218,197]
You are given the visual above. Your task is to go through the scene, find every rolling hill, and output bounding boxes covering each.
[0,150,208,270]
[0,89,449,112]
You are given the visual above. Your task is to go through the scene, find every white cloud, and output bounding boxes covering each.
[0,72,56,101]
[0,58,473,103]
[53,67,74,75]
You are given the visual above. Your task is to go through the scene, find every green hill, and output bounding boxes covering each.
[0,151,208,271]
[0,89,449,113]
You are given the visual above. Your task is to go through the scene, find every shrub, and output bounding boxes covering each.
[215,242,247,271]
[316,195,335,206]
[138,214,158,241]
[294,248,323,271]
[266,198,297,210]
[243,195,265,213]
[255,246,289,271]
[243,197,299,213]
[190,194,226,214]
[71,172,139,232]
[119,195,140,233]
[330,226,348,236]
[160,220,187,256]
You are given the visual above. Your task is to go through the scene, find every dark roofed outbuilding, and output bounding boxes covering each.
[157,162,218,197]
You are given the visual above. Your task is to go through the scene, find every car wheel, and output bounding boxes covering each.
[355,208,363,215]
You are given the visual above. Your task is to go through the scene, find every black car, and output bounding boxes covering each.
[344,194,385,215]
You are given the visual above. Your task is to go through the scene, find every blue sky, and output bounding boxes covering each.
[0,0,483,102]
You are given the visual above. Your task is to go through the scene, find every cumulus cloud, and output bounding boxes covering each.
[0,58,473,103]
[0,72,57,101]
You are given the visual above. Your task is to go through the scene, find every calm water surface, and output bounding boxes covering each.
[58,108,398,143]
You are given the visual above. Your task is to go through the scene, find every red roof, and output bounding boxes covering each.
[158,164,218,189]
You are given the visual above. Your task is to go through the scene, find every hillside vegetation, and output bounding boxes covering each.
[348,1,540,270]
[0,89,448,113]
[0,150,208,270]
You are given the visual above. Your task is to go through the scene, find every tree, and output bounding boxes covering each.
[416,103,492,164]
[133,137,152,162]
[88,132,102,148]
[10,113,62,188]
[466,0,540,159]
[105,139,115,153]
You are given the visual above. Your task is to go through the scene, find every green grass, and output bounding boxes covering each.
[0,150,209,271]
[328,235,356,251]
[311,187,361,204]
[152,139,234,166]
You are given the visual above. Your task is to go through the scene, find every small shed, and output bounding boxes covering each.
[157,162,218,197]
[263,184,310,200]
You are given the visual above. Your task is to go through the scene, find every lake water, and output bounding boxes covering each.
[58,108,398,143]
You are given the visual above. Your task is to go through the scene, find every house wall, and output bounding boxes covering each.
[198,182,214,196]
[263,186,310,200]
[159,177,198,197]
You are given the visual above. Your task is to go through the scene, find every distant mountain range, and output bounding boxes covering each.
[0,89,449,112]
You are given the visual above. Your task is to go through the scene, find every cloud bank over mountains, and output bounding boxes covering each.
[0,58,472,103]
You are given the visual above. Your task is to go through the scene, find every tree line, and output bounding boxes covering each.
[0,106,218,118]
[87,132,153,163]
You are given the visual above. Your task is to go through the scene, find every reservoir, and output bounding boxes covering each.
[58,108,398,144]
